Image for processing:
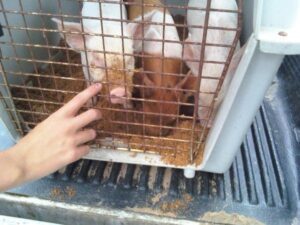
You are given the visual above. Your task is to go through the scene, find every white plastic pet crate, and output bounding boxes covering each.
[0,0,300,179]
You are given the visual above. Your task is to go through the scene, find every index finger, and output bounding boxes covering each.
[60,83,102,116]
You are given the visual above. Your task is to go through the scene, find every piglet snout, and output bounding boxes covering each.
[110,87,132,108]
[110,87,126,104]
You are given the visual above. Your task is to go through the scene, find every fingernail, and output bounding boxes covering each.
[91,83,101,90]
[95,83,102,88]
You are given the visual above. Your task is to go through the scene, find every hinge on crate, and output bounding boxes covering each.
[0,24,3,37]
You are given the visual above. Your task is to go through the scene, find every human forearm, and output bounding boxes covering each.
[0,146,26,191]
[0,84,102,191]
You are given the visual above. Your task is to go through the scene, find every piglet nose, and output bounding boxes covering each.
[109,87,126,104]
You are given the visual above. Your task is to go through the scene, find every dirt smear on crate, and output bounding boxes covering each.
[11,40,206,167]
[199,211,265,225]
[127,206,177,218]
[128,193,193,217]
[128,205,265,225]
[50,186,77,200]
[160,193,193,213]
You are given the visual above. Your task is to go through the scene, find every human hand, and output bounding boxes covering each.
[0,84,102,190]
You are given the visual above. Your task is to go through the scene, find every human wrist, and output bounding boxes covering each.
[0,145,26,191]
[7,145,28,187]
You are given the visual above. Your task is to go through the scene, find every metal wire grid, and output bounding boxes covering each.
[0,0,242,164]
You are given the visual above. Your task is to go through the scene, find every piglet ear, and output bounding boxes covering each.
[183,35,195,61]
[143,74,155,98]
[183,35,202,76]
[134,71,154,98]
[176,71,197,104]
[52,18,90,52]
[127,11,156,39]
[176,71,196,90]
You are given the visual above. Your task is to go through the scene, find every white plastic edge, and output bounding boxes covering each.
[200,35,284,173]
[254,0,300,55]
[84,148,197,170]
[257,27,300,55]
[200,35,257,172]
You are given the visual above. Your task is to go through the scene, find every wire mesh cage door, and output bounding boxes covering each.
[0,0,242,175]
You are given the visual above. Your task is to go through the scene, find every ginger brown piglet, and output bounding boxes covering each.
[127,0,193,136]
[134,56,193,136]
